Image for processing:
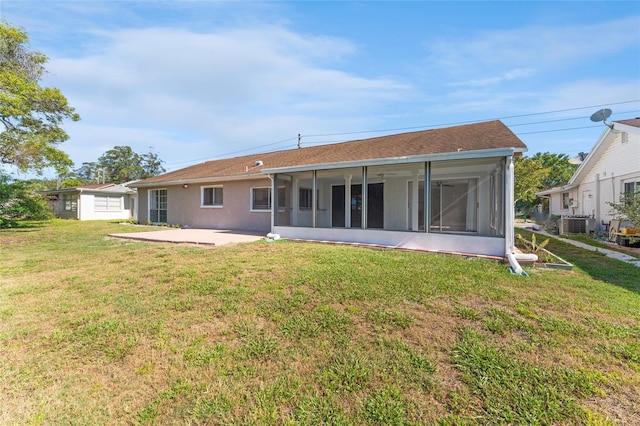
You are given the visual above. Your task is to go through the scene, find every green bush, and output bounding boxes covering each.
[0,174,52,228]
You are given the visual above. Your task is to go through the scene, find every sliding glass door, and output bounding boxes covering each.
[430,179,478,233]
[149,189,167,223]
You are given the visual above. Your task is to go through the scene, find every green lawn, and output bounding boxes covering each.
[1,220,639,425]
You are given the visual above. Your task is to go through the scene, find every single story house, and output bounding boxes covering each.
[537,118,640,232]
[42,183,137,221]
[131,120,528,265]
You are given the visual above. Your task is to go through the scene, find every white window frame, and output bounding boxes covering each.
[250,187,271,212]
[299,187,313,210]
[562,192,570,209]
[623,181,639,194]
[277,186,286,212]
[200,185,223,208]
[623,180,640,206]
[94,195,123,212]
[63,193,78,211]
[149,188,167,223]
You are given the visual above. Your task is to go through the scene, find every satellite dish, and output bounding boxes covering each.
[569,151,589,164]
[590,108,614,129]
[590,108,611,122]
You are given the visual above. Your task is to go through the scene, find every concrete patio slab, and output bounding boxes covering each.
[109,228,265,246]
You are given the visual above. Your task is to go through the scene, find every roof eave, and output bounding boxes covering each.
[613,121,640,134]
[567,125,614,186]
[130,172,266,188]
[262,147,523,174]
[536,185,576,196]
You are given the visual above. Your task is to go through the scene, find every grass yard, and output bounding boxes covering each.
[1,220,639,425]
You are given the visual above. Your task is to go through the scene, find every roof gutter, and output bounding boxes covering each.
[130,172,266,188]
[536,184,576,197]
[262,147,521,175]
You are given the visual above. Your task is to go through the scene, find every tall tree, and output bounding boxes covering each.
[531,152,577,189]
[74,161,100,183]
[141,151,165,177]
[98,146,142,183]
[514,152,578,210]
[514,156,548,206]
[0,20,80,173]
[97,146,165,183]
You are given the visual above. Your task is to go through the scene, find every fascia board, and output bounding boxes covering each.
[614,122,640,135]
[262,147,518,174]
[568,126,612,186]
[130,173,267,188]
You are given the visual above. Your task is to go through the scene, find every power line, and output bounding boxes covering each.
[515,124,604,136]
[301,106,640,146]
[301,110,640,146]
[162,99,640,169]
[300,99,640,138]
[507,109,640,127]
[163,136,298,167]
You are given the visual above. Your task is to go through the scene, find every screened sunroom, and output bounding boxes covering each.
[267,153,511,257]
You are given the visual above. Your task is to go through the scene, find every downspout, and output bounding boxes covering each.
[424,162,430,233]
[361,167,367,229]
[77,188,83,220]
[135,190,139,221]
[312,170,317,228]
[595,173,600,229]
[268,174,275,234]
[505,155,526,276]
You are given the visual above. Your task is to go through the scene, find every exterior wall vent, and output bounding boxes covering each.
[255,160,264,167]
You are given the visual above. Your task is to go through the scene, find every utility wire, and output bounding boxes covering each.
[162,99,640,169]
[300,107,640,146]
[300,100,640,138]
[163,136,298,166]
[515,124,604,135]
[508,109,640,127]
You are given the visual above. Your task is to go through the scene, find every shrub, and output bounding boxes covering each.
[0,174,52,228]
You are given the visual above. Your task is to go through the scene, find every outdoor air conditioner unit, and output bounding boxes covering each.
[561,216,595,235]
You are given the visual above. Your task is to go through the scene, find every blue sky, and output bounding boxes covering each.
[2,1,639,178]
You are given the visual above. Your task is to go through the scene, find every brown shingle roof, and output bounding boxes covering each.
[134,120,526,186]
[615,118,640,128]
[77,183,116,190]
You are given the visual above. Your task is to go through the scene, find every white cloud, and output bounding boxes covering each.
[6,1,638,175]
[534,79,640,118]
[425,16,639,85]
[448,68,535,88]
[42,24,411,166]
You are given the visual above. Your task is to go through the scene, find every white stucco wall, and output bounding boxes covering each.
[274,226,506,258]
[78,193,133,221]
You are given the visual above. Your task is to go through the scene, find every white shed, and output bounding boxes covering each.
[42,183,137,221]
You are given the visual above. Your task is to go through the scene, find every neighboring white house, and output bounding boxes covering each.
[42,183,137,221]
[537,118,640,232]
